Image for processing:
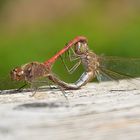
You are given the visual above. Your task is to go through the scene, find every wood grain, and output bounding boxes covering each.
[0,79,140,140]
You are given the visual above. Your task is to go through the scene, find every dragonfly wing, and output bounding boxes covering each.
[96,55,140,89]
[96,67,130,82]
[99,56,140,78]
[96,70,116,82]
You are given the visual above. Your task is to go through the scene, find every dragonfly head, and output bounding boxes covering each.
[10,67,25,81]
[75,41,88,55]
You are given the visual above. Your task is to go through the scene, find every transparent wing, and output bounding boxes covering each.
[95,55,140,89]
[96,68,133,82]
[96,70,116,82]
[98,56,140,78]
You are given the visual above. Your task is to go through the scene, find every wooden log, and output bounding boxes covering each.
[0,79,140,140]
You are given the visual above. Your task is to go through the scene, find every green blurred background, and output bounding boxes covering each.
[0,0,140,89]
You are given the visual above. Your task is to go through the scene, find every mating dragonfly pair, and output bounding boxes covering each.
[10,36,140,94]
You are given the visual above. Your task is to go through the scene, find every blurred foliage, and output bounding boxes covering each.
[0,0,8,12]
[0,0,139,89]
[0,0,6,7]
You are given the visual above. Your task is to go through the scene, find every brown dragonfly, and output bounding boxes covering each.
[8,36,140,94]
[48,37,140,90]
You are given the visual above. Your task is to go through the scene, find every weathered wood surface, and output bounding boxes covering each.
[0,79,140,140]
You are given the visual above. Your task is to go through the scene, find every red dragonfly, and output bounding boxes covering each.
[2,36,140,94]
[8,36,86,95]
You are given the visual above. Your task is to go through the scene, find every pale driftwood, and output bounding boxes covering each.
[0,79,140,140]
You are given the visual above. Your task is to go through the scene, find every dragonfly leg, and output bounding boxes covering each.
[48,74,70,100]
[45,78,58,89]
[56,85,68,100]
[30,90,37,97]
[16,83,27,92]
[67,47,81,61]
[29,81,39,97]
[60,54,81,74]
[60,47,81,74]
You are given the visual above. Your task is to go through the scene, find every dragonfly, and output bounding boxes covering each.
[48,37,140,90]
[4,36,140,94]
[8,36,87,96]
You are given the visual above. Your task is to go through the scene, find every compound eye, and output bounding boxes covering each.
[17,70,24,76]
[13,68,18,72]
[13,68,24,76]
